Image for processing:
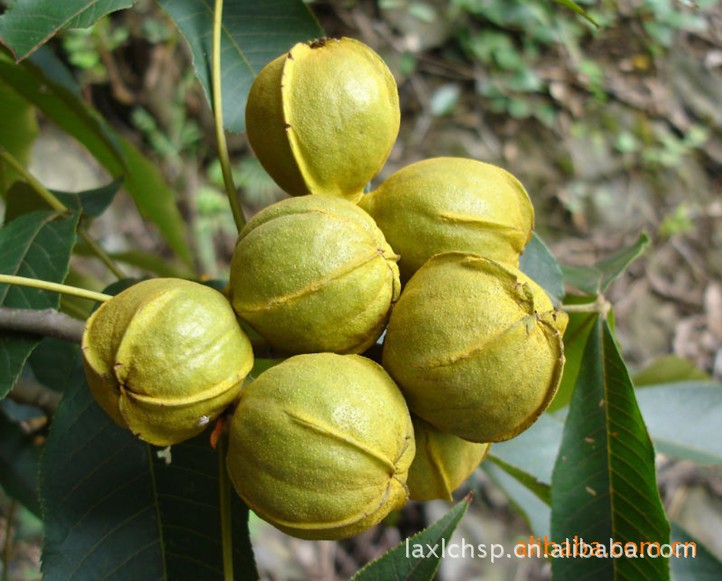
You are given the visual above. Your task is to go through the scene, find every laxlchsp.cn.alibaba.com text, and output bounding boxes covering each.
[405,536,697,563]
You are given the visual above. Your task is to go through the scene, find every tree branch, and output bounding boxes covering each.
[9,377,62,418]
[0,307,85,344]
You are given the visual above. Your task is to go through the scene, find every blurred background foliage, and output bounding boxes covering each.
[1,0,721,579]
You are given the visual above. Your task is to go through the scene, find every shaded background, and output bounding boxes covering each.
[2,0,721,579]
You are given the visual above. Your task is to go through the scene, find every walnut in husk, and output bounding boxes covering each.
[81,278,253,446]
[360,157,534,281]
[229,195,400,355]
[226,353,415,540]
[383,252,567,443]
[407,416,490,502]
[245,37,400,203]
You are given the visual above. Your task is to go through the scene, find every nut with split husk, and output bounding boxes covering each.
[229,194,400,355]
[245,37,400,203]
[226,352,415,540]
[407,416,490,502]
[81,278,254,447]
[382,252,567,443]
[359,157,534,282]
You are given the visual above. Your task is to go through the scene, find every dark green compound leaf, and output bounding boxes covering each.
[157,0,323,133]
[551,317,670,581]
[40,357,258,580]
[519,232,565,306]
[0,210,79,399]
[670,521,722,581]
[0,406,42,516]
[353,495,471,581]
[562,233,650,296]
[0,0,134,61]
[0,50,192,266]
[27,337,80,393]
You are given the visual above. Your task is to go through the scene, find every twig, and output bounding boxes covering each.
[0,307,85,343]
[9,378,62,418]
[212,0,246,233]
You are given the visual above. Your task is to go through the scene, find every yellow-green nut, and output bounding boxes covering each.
[229,195,400,355]
[226,353,415,540]
[245,37,400,203]
[407,416,490,502]
[359,157,535,281]
[81,278,254,447]
[382,252,567,443]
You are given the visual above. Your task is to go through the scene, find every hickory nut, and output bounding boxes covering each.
[229,195,400,355]
[226,353,415,540]
[406,416,490,502]
[383,252,567,443]
[245,37,400,202]
[360,157,534,281]
[81,278,253,446]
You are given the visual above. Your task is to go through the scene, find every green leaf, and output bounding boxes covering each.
[519,232,565,306]
[0,50,192,266]
[0,77,39,193]
[0,210,79,398]
[27,337,79,392]
[486,454,551,504]
[157,0,323,133]
[551,0,598,26]
[548,298,599,412]
[482,413,563,538]
[670,521,722,581]
[0,0,134,61]
[353,495,471,581]
[487,412,564,486]
[40,356,259,580]
[551,318,670,580]
[562,233,650,295]
[5,178,124,222]
[633,355,710,387]
[636,381,722,465]
[0,407,41,515]
[482,461,551,539]
[55,176,124,217]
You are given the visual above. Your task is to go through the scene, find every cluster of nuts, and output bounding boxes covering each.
[81,37,566,541]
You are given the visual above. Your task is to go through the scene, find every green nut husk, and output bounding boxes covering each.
[245,37,400,202]
[359,157,534,281]
[226,353,415,540]
[407,416,490,502]
[382,252,567,443]
[81,278,254,447]
[229,195,400,355]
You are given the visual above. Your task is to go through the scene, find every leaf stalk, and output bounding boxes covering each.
[0,274,112,304]
[212,0,246,233]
